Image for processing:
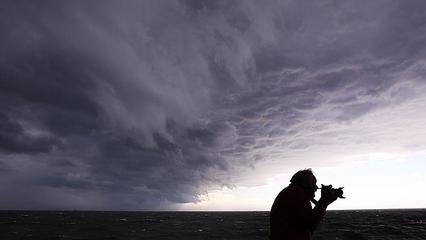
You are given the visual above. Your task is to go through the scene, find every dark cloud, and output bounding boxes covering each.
[0,0,426,210]
[0,112,58,154]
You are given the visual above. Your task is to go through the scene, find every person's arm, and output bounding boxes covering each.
[288,198,326,233]
[308,199,328,233]
[287,187,336,233]
[308,185,339,233]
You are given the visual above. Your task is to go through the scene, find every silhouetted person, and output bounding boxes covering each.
[269,169,339,240]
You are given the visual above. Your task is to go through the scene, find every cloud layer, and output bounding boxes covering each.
[1,0,426,209]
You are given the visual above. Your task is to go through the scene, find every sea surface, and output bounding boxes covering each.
[0,209,424,239]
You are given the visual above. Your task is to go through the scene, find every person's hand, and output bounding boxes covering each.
[318,184,338,206]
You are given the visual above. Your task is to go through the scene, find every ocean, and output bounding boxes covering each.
[0,209,424,239]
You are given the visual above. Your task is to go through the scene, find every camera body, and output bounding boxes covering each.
[331,187,344,198]
[321,184,345,199]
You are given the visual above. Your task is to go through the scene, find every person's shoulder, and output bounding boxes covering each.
[271,184,306,212]
[280,184,305,200]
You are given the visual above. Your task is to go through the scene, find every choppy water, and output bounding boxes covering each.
[0,209,424,239]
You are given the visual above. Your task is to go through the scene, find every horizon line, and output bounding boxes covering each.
[0,207,425,212]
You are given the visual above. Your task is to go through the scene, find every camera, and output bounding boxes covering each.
[321,184,345,199]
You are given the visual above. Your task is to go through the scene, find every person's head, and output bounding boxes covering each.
[290,169,318,199]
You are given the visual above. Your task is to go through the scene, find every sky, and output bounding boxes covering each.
[0,0,425,211]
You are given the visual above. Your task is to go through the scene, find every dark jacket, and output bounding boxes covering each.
[269,184,327,240]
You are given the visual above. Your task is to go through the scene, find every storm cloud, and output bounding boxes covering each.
[1,0,426,210]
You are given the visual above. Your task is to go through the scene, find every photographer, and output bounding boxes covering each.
[269,169,343,240]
